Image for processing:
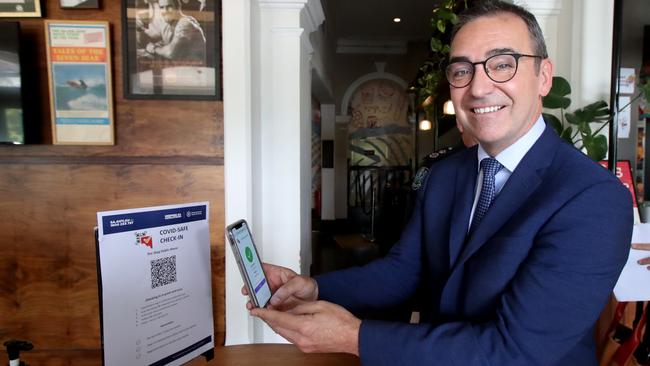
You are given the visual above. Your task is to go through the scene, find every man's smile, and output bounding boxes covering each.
[472,105,505,114]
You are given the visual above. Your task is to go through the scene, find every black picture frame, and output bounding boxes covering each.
[121,0,221,100]
[0,0,42,17]
[59,0,100,9]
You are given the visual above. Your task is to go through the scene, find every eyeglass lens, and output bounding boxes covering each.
[446,54,519,88]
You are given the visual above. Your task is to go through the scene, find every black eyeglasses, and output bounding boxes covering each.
[445,53,543,88]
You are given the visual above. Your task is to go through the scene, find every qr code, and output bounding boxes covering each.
[150,255,177,289]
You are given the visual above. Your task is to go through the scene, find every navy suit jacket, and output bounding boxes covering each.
[316,125,633,365]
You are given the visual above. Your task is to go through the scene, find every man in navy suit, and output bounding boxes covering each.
[247,1,633,364]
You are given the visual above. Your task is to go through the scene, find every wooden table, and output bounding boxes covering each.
[0,344,361,366]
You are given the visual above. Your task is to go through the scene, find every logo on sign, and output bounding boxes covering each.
[140,236,153,248]
[135,231,153,248]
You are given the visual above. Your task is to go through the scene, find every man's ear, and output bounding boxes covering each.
[539,58,554,97]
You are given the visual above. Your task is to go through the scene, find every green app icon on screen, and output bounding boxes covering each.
[245,247,254,263]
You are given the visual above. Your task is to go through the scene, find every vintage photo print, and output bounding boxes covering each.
[122,0,220,99]
[0,0,42,17]
[60,0,100,9]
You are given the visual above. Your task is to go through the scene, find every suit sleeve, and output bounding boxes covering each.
[357,180,632,366]
[315,178,429,312]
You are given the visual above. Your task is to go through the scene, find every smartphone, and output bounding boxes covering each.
[226,219,272,308]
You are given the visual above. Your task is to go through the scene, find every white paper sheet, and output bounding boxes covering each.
[617,96,632,139]
[613,223,650,301]
[619,68,636,95]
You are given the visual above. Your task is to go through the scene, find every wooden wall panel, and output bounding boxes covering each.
[0,164,225,350]
[0,101,224,159]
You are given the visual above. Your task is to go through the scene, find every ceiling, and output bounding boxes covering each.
[321,0,440,44]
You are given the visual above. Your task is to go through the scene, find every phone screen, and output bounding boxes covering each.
[229,221,272,307]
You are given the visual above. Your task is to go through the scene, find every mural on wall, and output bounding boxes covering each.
[348,79,412,166]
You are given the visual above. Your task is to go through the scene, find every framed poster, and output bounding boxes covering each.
[59,0,100,9]
[0,0,41,17]
[45,20,115,145]
[122,0,221,100]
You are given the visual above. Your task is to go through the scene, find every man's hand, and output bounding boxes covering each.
[241,263,318,310]
[632,243,650,270]
[251,301,361,356]
[145,42,156,55]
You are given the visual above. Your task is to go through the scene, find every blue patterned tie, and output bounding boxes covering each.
[470,157,503,233]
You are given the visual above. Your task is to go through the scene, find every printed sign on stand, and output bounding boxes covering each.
[97,202,214,366]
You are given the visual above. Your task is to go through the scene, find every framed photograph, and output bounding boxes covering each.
[0,0,42,17]
[44,20,115,145]
[59,0,100,9]
[122,0,221,100]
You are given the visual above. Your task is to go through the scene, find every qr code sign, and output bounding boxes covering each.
[151,255,177,289]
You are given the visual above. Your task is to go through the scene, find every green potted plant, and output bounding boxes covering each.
[415,0,468,111]
[543,76,650,161]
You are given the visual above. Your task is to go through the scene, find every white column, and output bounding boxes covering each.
[575,0,614,105]
[520,0,614,105]
[257,0,322,342]
[223,0,255,346]
[516,0,563,73]
[223,0,324,345]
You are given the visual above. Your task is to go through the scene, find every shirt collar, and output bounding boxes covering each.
[477,115,546,174]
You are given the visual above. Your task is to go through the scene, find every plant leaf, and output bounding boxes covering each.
[543,113,563,135]
[449,13,459,25]
[572,101,609,127]
[560,126,574,144]
[585,134,608,161]
[543,77,571,109]
[431,38,443,52]
[565,112,581,125]
[437,19,446,33]
[437,8,456,20]
[543,94,571,110]
[639,80,650,102]
[550,76,571,96]
[578,121,591,135]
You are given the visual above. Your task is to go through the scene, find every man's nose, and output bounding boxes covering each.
[468,65,494,97]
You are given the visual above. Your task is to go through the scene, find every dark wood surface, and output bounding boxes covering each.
[0,344,361,366]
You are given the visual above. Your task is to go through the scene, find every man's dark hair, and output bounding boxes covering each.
[161,0,182,9]
[451,0,548,70]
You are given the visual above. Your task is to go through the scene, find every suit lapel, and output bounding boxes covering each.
[448,148,478,266]
[454,126,560,269]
